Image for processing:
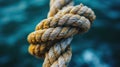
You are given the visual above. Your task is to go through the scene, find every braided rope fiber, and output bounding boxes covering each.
[27,0,96,67]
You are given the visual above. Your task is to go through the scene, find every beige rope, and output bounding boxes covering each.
[48,0,73,17]
[27,0,96,67]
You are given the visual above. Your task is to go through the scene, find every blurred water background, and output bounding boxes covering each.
[0,0,120,67]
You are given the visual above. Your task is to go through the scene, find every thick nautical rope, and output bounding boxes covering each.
[27,0,96,67]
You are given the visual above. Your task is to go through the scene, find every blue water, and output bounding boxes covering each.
[0,0,120,67]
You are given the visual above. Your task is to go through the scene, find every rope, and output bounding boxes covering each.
[27,0,96,67]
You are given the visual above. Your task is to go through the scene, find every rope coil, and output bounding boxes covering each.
[27,0,96,67]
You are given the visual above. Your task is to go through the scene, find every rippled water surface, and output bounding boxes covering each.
[0,0,120,67]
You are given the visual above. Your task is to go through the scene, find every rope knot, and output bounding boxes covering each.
[27,0,96,67]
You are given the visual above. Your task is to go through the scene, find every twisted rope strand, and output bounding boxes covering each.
[48,0,73,17]
[27,0,96,67]
[43,37,72,67]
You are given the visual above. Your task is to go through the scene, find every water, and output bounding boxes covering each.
[0,0,120,67]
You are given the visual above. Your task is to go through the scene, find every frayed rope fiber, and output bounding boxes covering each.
[27,0,96,67]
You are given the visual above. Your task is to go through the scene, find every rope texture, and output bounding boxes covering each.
[27,0,96,67]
